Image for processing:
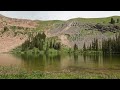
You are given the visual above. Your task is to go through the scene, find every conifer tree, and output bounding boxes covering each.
[117,19,119,23]
[110,18,115,24]
[74,44,78,51]
[83,43,86,51]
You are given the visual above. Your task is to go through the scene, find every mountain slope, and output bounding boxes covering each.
[0,14,120,52]
[46,16,120,49]
[0,14,39,53]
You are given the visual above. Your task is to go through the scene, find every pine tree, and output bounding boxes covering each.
[68,48,71,53]
[89,44,92,51]
[57,42,61,50]
[49,40,53,48]
[108,38,111,54]
[74,44,78,51]
[53,39,56,48]
[92,38,96,50]
[41,32,46,41]
[95,39,98,51]
[101,33,120,54]
[110,18,115,24]
[83,43,86,51]
[45,41,49,53]
[117,19,119,23]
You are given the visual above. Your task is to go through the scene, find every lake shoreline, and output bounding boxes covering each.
[0,66,120,79]
[0,53,120,79]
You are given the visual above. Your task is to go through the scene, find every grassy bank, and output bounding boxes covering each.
[11,44,103,55]
[0,66,120,79]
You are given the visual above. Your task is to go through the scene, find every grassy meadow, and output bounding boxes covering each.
[0,66,120,79]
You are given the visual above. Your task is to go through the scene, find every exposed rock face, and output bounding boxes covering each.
[0,14,38,30]
[46,21,119,49]
[0,14,38,53]
[0,34,27,53]
[0,14,120,52]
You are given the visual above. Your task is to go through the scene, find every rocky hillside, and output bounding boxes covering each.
[0,14,120,52]
[0,14,39,53]
[46,16,120,49]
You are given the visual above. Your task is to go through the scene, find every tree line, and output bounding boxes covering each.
[21,32,61,52]
[73,38,99,52]
[73,17,120,53]
[80,32,120,54]
[110,18,119,24]
[102,33,120,54]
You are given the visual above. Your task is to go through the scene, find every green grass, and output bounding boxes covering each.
[11,45,103,56]
[35,16,120,32]
[11,47,61,57]
[0,66,120,79]
[36,20,64,31]
[103,31,114,35]
[69,16,120,24]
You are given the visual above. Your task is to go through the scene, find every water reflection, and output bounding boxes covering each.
[14,54,62,71]
[74,53,78,64]
[1,53,120,71]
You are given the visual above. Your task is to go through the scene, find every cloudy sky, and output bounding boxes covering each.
[0,11,120,20]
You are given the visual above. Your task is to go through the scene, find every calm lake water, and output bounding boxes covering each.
[0,53,120,71]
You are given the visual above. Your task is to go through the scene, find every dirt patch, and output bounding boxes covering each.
[58,35,72,48]
[0,34,27,53]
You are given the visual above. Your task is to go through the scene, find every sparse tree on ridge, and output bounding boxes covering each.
[110,18,115,24]
[117,19,119,23]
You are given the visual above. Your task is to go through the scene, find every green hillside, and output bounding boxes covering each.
[10,16,120,54]
[68,16,120,24]
[36,20,64,31]
[46,16,120,49]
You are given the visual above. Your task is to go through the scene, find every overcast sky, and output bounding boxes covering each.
[0,11,120,20]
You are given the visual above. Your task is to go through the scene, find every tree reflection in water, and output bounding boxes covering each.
[12,53,120,71]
